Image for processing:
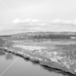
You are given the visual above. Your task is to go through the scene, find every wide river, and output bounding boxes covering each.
[0,50,71,76]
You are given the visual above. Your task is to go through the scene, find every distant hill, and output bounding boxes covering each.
[0,32,76,40]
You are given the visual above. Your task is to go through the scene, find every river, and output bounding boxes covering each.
[0,50,67,76]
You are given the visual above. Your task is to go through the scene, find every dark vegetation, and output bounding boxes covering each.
[0,32,75,40]
[0,38,5,47]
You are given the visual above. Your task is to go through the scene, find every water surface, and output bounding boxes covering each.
[0,50,65,76]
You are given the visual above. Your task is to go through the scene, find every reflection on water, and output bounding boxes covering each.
[0,50,75,76]
[0,49,13,60]
[5,53,13,60]
[0,49,5,56]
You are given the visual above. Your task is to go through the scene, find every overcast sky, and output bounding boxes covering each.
[0,0,76,35]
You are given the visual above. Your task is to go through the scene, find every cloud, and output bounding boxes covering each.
[13,18,76,25]
[12,18,46,27]
[1,18,76,35]
[51,19,76,25]
[13,18,42,23]
[13,18,21,23]
[0,18,46,35]
[51,19,71,24]
[12,18,76,32]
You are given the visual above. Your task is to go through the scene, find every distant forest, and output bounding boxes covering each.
[0,32,76,40]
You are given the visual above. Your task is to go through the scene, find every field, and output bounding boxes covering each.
[0,32,76,75]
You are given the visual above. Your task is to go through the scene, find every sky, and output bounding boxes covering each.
[0,0,76,35]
